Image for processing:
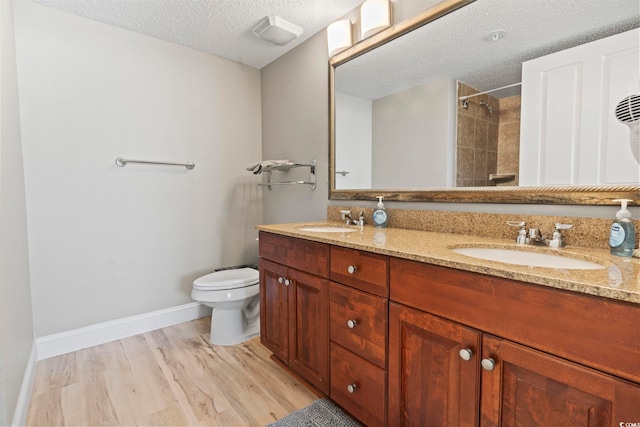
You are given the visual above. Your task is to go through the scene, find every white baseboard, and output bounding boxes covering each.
[35,302,212,361]
[11,343,37,427]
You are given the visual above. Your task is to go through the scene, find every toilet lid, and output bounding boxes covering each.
[193,267,259,291]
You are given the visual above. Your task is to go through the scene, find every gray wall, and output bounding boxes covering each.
[14,1,263,337]
[260,30,330,224]
[0,0,34,424]
[372,78,455,188]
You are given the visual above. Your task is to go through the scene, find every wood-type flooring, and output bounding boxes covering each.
[26,317,317,426]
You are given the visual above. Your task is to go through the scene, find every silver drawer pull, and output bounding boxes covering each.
[459,348,473,361]
[284,278,291,286]
[278,277,283,284]
[347,319,357,329]
[347,265,358,274]
[347,383,357,393]
[481,358,496,371]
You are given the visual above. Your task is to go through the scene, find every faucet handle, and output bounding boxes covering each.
[340,209,351,218]
[554,223,573,231]
[549,223,572,248]
[506,221,527,244]
[506,221,526,228]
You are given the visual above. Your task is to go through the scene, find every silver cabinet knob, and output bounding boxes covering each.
[278,277,283,284]
[481,358,496,371]
[347,319,357,329]
[459,348,473,361]
[347,265,357,274]
[347,384,357,393]
[284,278,291,286]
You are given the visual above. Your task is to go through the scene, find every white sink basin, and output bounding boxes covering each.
[451,247,605,270]
[297,226,356,233]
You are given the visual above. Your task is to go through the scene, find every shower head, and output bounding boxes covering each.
[615,94,640,163]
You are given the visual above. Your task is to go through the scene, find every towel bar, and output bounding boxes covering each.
[115,157,195,170]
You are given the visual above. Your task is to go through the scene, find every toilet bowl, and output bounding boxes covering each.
[191,267,260,346]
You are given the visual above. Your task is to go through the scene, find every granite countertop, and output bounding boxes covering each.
[257,221,640,305]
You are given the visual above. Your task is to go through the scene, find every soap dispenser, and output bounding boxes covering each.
[609,199,636,257]
[372,196,388,228]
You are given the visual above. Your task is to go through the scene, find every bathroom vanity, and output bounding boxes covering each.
[257,223,640,427]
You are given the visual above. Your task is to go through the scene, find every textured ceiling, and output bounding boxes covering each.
[30,0,364,69]
[336,0,640,100]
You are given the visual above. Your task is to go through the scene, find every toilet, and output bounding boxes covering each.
[191,267,260,346]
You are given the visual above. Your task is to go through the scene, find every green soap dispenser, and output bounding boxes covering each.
[609,199,636,257]
[372,196,388,228]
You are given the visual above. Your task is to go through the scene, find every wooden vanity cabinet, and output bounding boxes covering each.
[258,232,330,394]
[259,231,640,426]
[389,257,640,427]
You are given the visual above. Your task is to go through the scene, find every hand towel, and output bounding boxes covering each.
[246,159,291,175]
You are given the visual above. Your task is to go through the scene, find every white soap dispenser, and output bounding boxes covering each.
[372,196,388,228]
[609,199,636,257]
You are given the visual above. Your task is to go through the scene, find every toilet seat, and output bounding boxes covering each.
[193,267,259,291]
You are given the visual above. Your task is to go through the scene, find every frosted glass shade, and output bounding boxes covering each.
[327,19,353,57]
[360,0,391,40]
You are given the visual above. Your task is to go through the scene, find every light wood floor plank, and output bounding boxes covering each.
[26,317,317,426]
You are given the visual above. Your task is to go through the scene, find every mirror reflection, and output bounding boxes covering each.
[333,0,639,192]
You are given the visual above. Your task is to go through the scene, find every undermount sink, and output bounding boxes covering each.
[297,225,356,233]
[451,247,606,270]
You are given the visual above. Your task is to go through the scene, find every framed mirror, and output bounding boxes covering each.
[329,0,640,204]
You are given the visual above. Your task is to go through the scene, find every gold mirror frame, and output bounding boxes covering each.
[328,0,639,205]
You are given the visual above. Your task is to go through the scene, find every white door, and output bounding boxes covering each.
[520,29,640,186]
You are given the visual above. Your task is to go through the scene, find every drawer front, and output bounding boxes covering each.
[330,282,388,367]
[330,246,388,297]
[259,231,329,278]
[330,343,387,427]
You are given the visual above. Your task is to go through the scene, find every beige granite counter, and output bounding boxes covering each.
[257,221,640,305]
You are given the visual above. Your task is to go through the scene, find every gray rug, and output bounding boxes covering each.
[266,398,362,427]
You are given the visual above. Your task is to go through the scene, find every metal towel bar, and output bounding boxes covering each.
[115,157,195,170]
[256,160,316,190]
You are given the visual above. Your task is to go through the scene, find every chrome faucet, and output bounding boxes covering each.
[340,210,364,227]
[527,228,546,246]
[507,221,573,247]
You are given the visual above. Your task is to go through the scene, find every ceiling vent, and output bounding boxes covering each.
[252,15,303,46]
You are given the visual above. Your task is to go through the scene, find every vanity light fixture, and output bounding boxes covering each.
[360,0,391,40]
[327,19,353,57]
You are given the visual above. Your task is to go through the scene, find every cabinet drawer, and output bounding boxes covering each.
[330,246,388,297]
[259,231,329,278]
[330,343,386,427]
[330,282,387,367]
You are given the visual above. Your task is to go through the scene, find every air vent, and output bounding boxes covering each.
[615,94,640,123]
[252,15,303,46]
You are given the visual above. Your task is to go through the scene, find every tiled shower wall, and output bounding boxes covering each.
[456,82,521,187]
[497,96,521,186]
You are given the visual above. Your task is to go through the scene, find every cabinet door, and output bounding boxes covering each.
[288,268,330,394]
[259,259,290,363]
[389,303,481,427]
[481,335,640,427]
